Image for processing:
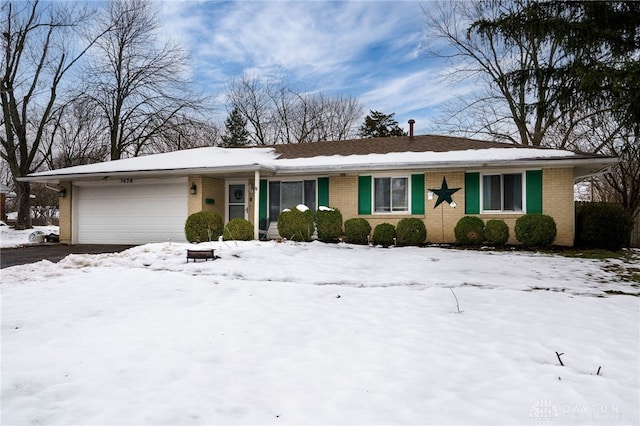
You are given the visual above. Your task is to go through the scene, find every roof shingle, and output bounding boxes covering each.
[270,134,533,159]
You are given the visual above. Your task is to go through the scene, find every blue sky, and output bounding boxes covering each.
[154,1,475,135]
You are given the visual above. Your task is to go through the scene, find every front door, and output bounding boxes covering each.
[227,182,247,221]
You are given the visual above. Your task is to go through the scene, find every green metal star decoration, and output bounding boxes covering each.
[429,177,461,209]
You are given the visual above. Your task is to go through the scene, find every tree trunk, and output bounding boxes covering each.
[14,180,31,230]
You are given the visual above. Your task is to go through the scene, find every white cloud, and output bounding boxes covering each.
[154,1,469,130]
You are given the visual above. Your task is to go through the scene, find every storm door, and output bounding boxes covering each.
[227,182,247,221]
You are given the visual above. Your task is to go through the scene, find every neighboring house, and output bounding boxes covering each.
[0,184,11,223]
[22,134,617,246]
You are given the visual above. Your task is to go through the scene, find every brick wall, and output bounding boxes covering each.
[326,167,577,246]
[542,168,575,246]
[328,175,358,219]
[58,181,72,244]
[424,171,465,243]
[187,176,224,217]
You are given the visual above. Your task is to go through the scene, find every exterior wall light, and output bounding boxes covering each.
[190,183,197,195]
[59,188,67,198]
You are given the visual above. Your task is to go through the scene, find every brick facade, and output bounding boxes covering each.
[58,181,72,244]
[187,176,225,217]
[57,166,577,246]
[326,167,576,246]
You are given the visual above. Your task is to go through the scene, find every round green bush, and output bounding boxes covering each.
[396,218,426,246]
[515,214,557,248]
[454,216,485,245]
[277,205,315,242]
[185,211,224,243]
[316,207,343,242]
[344,218,371,245]
[484,219,509,245]
[575,202,633,251]
[223,218,254,241]
[373,223,396,247]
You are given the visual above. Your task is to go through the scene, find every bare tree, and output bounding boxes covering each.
[423,0,590,148]
[225,76,275,145]
[44,97,109,169]
[1,0,100,229]
[424,0,639,224]
[225,76,362,145]
[310,94,362,142]
[147,114,221,154]
[84,0,208,160]
[588,122,640,220]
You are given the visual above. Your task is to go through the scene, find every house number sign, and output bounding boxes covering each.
[121,178,134,184]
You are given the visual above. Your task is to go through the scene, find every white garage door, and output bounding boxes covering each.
[74,178,188,244]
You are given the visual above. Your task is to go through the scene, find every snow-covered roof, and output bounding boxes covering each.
[22,135,617,182]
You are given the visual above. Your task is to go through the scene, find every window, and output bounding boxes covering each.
[482,173,522,212]
[374,177,408,212]
[268,180,316,221]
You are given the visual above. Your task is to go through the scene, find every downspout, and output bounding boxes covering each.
[254,169,260,240]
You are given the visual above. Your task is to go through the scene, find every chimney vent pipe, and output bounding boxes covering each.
[408,119,415,139]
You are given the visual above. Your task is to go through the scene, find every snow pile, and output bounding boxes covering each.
[0,225,59,248]
[2,241,639,425]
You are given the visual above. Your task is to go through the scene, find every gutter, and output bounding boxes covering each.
[270,156,619,175]
[19,156,617,183]
[19,164,277,183]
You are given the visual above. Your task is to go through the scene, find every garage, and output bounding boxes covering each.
[73,177,188,244]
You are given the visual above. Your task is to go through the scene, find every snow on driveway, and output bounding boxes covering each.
[2,241,639,425]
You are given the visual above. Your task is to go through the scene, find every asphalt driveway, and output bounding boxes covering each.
[1,244,135,269]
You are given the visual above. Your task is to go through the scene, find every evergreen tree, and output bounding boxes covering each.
[472,0,640,136]
[221,107,250,147]
[358,110,407,138]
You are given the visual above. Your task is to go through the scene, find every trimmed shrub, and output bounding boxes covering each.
[575,202,633,251]
[396,218,427,246]
[373,223,396,247]
[454,216,485,245]
[277,205,315,242]
[316,207,343,242]
[484,219,509,246]
[514,214,557,248]
[223,218,254,241]
[185,211,224,243]
[344,218,371,245]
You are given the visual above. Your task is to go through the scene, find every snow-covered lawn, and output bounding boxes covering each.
[2,238,638,425]
[0,223,59,248]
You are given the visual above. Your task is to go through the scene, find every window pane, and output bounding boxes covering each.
[304,180,316,211]
[391,177,408,211]
[269,181,280,221]
[503,174,522,211]
[228,184,244,204]
[483,175,502,210]
[229,205,245,220]
[281,181,303,210]
[374,178,390,212]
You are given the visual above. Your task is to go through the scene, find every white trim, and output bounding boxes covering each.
[71,185,79,244]
[72,177,187,187]
[253,170,260,239]
[369,174,411,215]
[479,171,526,214]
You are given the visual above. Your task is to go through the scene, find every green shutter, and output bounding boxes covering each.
[411,174,425,214]
[318,177,329,207]
[358,176,372,215]
[259,179,268,229]
[465,172,480,214]
[526,170,543,213]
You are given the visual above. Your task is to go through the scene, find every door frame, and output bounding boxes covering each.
[225,180,249,222]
